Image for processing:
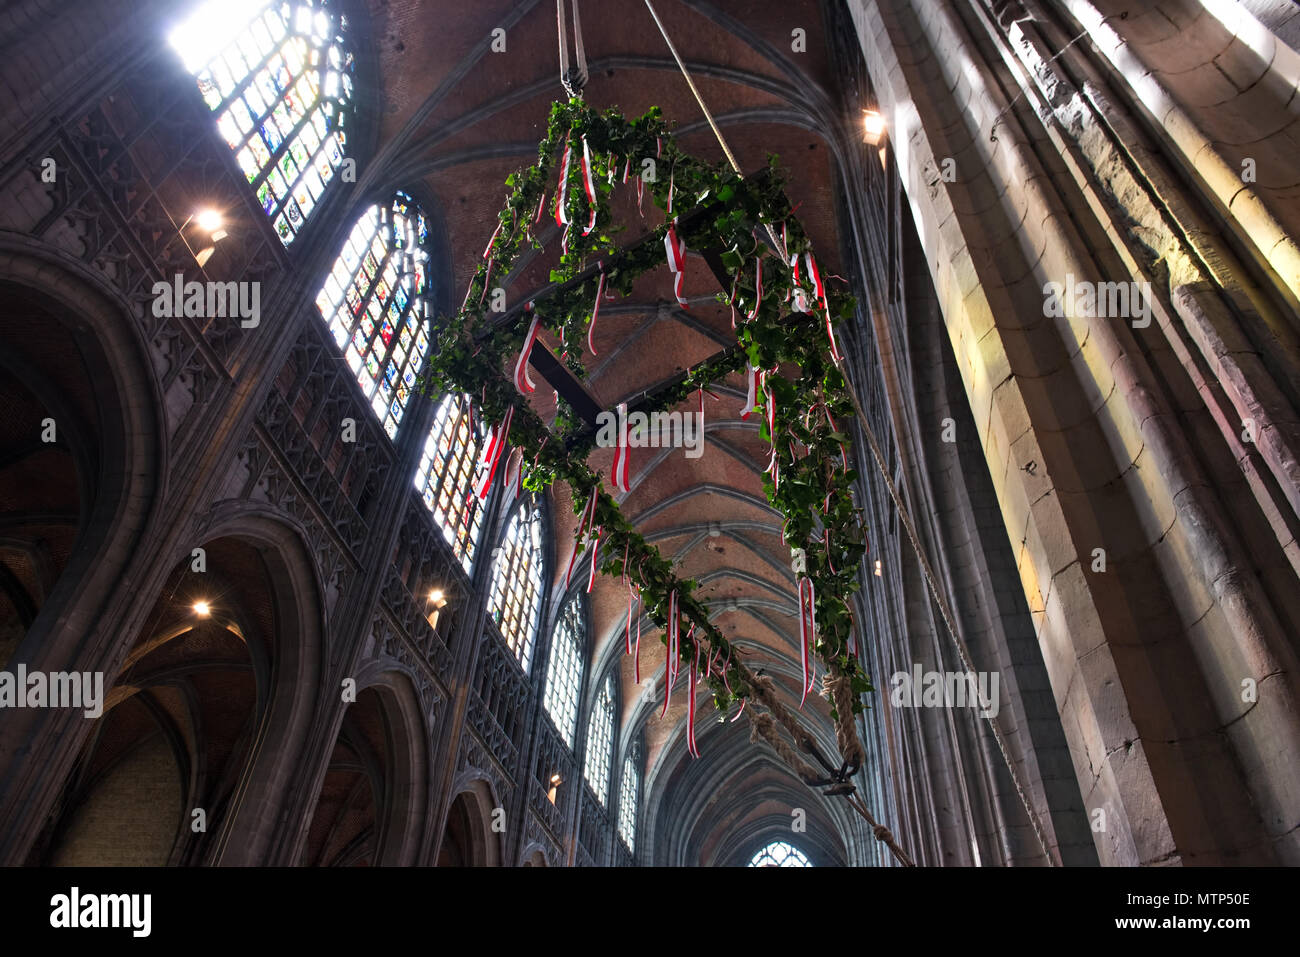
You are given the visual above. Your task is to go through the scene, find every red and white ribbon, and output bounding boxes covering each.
[482,220,502,260]
[729,271,740,328]
[626,581,637,655]
[823,405,850,470]
[764,382,776,440]
[554,136,572,227]
[472,405,514,501]
[686,640,701,758]
[660,590,680,719]
[580,135,599,236]
[746,256,763,321]
[664,224,688,308]
[634,592,643,683]
[611,400,631,493]
[764,383,780,490]
[805,252,843,361]
[798,576,817,707]
[501,446,524,502]
[585,526,603,593]
[739,365,763,419]
[513,309,542,394]
[587,265,605,356]
[667,590,680,683]
[562,489,599,589]
[791,251,810,312]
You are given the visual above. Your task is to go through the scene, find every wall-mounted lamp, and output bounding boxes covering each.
[862,109,886,146]
[547,773,562,805]
[192,208,228,267]
[873,560,882,578]
[426,588,448,630]
[166,207,229,268]
[192,600,212,617]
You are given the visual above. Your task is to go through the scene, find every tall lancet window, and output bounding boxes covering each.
[169,0,355,245]
[542,596,585,747]
[315,193,431,438]
[583,675,616,805]
[617,751,640,852]
[486,499,545,672]
[414,394,484,572]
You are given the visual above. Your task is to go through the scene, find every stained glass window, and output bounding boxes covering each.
[617,753,639,852]
[542,596,585,747]
[169,0,355,245]
[415,394,485,571]
[487,499,545,672]
[583,674,616,806]
[748,841,812,867]
[314,193,431,439]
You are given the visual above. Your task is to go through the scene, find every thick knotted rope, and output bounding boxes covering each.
[746,709,823,786]
[746,674,821,756]
[824,670,866,769]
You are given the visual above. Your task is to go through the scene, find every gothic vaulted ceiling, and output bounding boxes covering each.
[360,0,863,863]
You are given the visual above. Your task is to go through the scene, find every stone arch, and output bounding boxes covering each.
[439,775,503,866]
[300,671,430,866]
[519,843,549,867]
[0,239,164,863]
[30,526,322,865]
[189,506,328,864]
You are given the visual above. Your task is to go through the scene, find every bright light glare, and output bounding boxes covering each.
[195,209,224,233]
[168,0,269,73]
[863,109,886,144]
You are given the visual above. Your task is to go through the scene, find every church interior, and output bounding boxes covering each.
[0,0,1298,869]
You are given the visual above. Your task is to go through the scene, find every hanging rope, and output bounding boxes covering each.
[823,671,866,769]
[643,0,1056,866]
[834,356,1056,866]
[642,0,787,262]
[746,704,913,866]
[747,710,822,785]
[557,0,588,97]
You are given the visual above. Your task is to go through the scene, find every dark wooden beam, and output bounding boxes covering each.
[528,338,604,428]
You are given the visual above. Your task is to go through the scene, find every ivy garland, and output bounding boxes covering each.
[422,98,875,737]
